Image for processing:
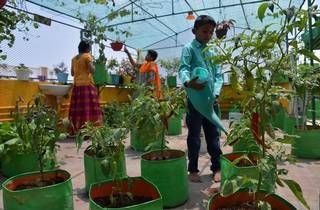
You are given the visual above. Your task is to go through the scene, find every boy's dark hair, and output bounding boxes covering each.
[78,40,91,53]
[147,50,158,61]
[194,15,216,29]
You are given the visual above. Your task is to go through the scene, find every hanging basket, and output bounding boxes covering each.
[110,42,123,51]
[0,0,7,9]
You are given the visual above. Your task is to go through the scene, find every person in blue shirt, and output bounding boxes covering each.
[179,15,224,183]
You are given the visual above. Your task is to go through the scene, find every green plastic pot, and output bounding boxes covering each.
[141,149,188,208]
[89,177,162,210]
[130,127,163,152]
[292,129,320,159]
[166,76,177,88]
[220,152,276,193]
[1,152,55,177]
[2,169,73,210]
[167,114,182,136]
[84,147,127,192]
[207,190,296,210]
[93,63,109,85]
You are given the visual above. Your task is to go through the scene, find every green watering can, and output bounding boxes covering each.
[186,67,228,134]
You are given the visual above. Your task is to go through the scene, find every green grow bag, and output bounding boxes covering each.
[220,152,276,193]
[141,149,188,208]
[207,190,296,210]
[272,106,295,135]
[84,147,127,192]
[130,127,163,152]
[292,129,320,159]
[1,152,55,177]
[167,113,182,136]
[2,169,73,210]
[89,177,162,210]
[93,63,109,85]
[306,98,320,119]
[166,76,177,88]
[274,73,289,83]
[302,27,320,50]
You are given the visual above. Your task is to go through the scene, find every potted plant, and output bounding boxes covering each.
[76,121,128,192]
[80,13,109,86]
[291,64,320,159]
[131,86,188,208]
[118,58,135,85]
[215,19,235,39]
[54,62,68,84]
[1,95,73,210]
[0,0,7,9]
[159,57,180,88]
[14,63,32,81]
[206,2,313,209]
[89,176,162,209]
[107,58,121,85]
[109,27,132,52]
[103,101,130,128]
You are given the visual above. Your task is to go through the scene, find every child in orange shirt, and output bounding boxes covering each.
[69,40,102,134]
[123,46,161,99]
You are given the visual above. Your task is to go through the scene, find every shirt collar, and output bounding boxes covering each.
[192,39,207,49]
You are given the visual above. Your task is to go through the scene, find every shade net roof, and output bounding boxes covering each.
[26,0,305,58]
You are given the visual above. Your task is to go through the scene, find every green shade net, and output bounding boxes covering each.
[24,0,305,58]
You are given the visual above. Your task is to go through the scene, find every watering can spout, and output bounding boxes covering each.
[186,67,228,134]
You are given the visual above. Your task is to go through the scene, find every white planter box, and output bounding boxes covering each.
[15,70,30,81]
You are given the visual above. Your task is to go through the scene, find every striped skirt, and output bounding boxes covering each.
[69,85,102,134]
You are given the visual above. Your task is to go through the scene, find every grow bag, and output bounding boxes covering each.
[167,113,182,135]
[130,127,163,152]
[141,149,188,207]
[2,169,73,210]
[207,190,296,210]
[84,147,127,192]
[93,63,109,85]
[1,152,55,177]
[89,177,162,210]
[166,76,177,88]
[292,129,320,159]
[220,152,276,193]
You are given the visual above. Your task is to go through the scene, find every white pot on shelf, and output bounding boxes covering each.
[15,70,31,81]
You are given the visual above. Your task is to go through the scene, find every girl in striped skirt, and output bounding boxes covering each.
[69,40,102,134]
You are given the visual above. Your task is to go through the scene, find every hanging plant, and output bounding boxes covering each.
[0,0,7,9]
[215,19,235,39]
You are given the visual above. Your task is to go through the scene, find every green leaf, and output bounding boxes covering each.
[258,3,269,22]
[299,49,320,62]
[220,178,242,197]
[282,179,310,209]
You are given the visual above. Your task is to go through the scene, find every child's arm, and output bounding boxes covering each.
[124,46,136,67]
[179,47,206,90]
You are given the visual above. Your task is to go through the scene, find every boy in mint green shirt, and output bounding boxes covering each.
[179,15,223,183]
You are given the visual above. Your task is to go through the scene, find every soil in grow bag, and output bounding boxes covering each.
[216,201,255,210]
[13,177,65,191]
[93,194,153,208]
[142,150,183,161]
[6,173,68,191]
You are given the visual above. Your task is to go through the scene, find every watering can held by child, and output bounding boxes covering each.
[186,67,228,134]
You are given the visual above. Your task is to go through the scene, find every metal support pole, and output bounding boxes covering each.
[307,0,316,127]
